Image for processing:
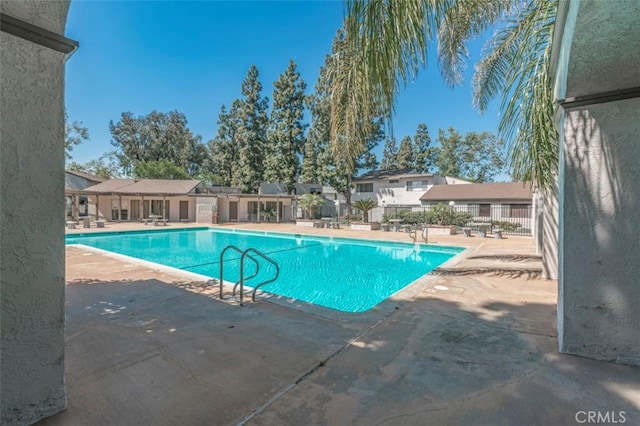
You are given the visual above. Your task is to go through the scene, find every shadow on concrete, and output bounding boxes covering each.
[431,266,541,279]
[247,292,640,426]
[40,277,371,426]
[40,255,639,426]
[468,254,542,262]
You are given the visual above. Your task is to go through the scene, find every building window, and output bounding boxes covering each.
[151,200,163,216]
[356,183,373,193]
[479,204,491,217]
[509,204,529,218]
[309,187,322,194]
[406,180,428,191]
[389,179,399,184]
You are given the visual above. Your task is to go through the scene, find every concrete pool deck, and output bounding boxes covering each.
[42,223,640,425]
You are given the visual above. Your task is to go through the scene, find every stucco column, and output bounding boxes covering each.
[558,101,640,366]
[1,1,77,424]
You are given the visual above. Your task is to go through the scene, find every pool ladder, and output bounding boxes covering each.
[219,245,280,306]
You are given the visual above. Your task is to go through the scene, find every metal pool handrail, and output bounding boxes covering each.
[241,248,280,303]
[219,245,280,306]
[219,245,258,300]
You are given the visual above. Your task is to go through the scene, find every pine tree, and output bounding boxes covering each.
[235,65,269,193]
[302,58,332,184]
[209,101,242,186]
[264,60,308,191]
[380,137,398,170]
[300,128,319,183]
[412,123,437,173]
[397,135,415,169]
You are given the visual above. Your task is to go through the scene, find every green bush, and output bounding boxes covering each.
[382,205,472,227]
[491,221,522,231]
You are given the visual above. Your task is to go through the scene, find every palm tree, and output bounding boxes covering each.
[298,193,325,219]
[325,29,382,216]
[338,0,558,189]
[353,198,377,223]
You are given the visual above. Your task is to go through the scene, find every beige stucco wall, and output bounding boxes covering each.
[558,100,640,366]
[537,178,559,280]
[0,1,72,424]
[553,0,640,366]
[93,195,196,222]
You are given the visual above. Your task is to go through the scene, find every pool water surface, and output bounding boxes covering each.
[66,228,464,313]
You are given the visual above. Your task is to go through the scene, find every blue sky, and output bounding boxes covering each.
[65,1,501,171]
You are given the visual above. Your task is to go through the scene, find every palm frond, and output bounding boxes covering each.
[473,0,558,188]
[437,0,519,87]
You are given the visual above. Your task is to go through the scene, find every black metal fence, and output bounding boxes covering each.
[379,203,533,236]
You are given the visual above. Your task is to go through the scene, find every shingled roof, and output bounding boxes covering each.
[420,182,533,202]
[354,168,431,180]
[83,179,201,195]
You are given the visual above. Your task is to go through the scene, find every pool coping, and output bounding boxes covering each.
[66,226,470,322]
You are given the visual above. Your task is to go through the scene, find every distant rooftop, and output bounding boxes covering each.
[355,168,433,181]
[420,182,533,202]
[83,179,201,195]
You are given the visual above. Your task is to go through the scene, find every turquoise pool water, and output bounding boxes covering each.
[66,228,463,313]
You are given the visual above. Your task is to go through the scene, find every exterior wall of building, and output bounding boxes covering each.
[553,0,640,366]
[195,197,218,224]
[213,197,294,223]
[93,195,196,222]
[538,179,559,280]
[0,1,71,423]
[352,175,448,207]
[559,99,640,366]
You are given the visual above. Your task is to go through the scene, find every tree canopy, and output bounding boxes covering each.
[109,110,206,178]
[264,60,308,192]
[64,111,90,161]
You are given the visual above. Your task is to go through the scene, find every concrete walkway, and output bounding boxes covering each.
[42,224,639,425]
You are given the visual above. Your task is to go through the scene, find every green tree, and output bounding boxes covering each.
[412,123,437,173]
[341,0,558,189]
[353,198,377,223]
[264,60,308,191]
[326,29,384,216]
[67,152,122,179]
[235,65,269,193]
[298,193,325,219]
[435,128,504,182]
[300,133,319,183]
[301,60,333,184]
[380,137,398,170]
[209,101,243,186]
[65,111,90,160]
[132,160,191,179]
[397,135,415,169]
[109,110,206,177]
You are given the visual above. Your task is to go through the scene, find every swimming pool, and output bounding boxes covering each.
[66,228,464,313]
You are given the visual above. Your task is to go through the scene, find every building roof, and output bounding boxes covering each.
[420,182,533,202]
[259,182,288,195]
[65,170,105,191]
[354,168,435,181]
[65,169,106,183]
[83,179,201,195]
